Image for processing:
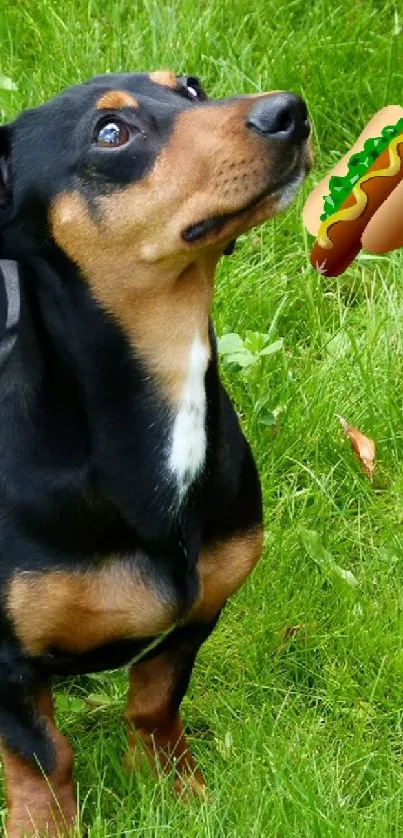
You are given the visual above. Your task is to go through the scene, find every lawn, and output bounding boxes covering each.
[2,0,403,834]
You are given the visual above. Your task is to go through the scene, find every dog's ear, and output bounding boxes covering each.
[0,125,12,211]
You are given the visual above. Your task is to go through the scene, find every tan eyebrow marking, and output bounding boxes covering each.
[96,91,139,110]
[149,70,178,89]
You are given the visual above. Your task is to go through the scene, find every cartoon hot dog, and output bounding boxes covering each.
[304,106,403,276]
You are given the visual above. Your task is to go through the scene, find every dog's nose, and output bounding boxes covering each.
[247,93,310,143]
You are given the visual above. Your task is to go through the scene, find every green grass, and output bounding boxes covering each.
[2,0,403,834]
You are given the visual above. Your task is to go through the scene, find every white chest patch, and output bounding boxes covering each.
[169,334,208,499]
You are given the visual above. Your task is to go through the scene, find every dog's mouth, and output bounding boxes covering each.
[182,163,306,246]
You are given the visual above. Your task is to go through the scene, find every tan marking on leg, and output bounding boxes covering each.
[7,559,177,656]
[190,526,263,622]
[96,90,139,110]
[2,686,76,838]
[125,655,206,797]
[149,70,178,89]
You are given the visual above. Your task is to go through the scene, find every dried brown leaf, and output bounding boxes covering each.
[336,415,376,479]
[282,624,303,642]
[275,624,304,656]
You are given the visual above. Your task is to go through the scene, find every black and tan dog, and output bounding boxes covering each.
[0,70,310,835]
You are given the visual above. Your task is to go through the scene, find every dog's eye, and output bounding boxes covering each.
[95,121,131,147]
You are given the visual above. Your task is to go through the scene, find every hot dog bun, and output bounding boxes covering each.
[361,177,403,253]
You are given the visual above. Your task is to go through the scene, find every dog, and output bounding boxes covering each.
[0,69,311,836]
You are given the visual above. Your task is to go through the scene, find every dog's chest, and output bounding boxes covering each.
[168,335,208,497]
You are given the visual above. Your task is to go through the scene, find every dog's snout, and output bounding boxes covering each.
[246,93,310,143]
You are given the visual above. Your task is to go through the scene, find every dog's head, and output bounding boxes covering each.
[0,71,311,277]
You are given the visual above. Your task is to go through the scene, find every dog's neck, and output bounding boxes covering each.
[22,247,219,385]
[93,256,218,405]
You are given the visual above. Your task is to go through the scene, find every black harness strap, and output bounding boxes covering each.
[0,260,20,368]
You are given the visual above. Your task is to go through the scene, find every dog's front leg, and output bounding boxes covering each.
[0,673,76,837]
[124,524,263,797]
[124,621,215,798]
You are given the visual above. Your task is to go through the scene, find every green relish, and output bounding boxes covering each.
[320,117,403,222]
